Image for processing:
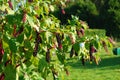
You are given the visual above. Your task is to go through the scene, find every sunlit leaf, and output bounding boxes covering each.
[27,15,39,32]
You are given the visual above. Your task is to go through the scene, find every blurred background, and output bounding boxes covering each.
[53,0,120,40]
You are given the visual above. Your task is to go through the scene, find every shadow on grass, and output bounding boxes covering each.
[66,56,120,69]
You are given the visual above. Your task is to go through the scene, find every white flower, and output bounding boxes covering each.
[80,42,85,48]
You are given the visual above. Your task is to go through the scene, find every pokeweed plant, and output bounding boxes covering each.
[0,0,114,80]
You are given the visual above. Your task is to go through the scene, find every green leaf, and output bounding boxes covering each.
[8,39,17,53]
[27,15,39,32]
[57,53,65,64]
[4,65,16,80]
[73,42,80,53]
[30,56,39,66]
[3,34,9,43]
[93,40,100,49]
[24,26,32,38]
[16,33,24,44]
[6,15,15,24]
[85,42,90,50]
[107,40,113,48]
[24,40,32,50]
[3,35,9,49]
[44,3,49,15]
[63,44,72,53]
[38,57,47,72]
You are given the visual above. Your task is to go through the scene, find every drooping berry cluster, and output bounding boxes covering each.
[33,31,42,57]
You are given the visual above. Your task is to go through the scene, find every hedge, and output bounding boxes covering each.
[85,29,106,37]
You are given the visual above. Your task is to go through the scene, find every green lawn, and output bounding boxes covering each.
[64,55,120,80]
[47,42,120,80]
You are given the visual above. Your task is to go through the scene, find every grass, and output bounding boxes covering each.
[64,55,120,80]
[47,42,120,80]
[116,42,120,47]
